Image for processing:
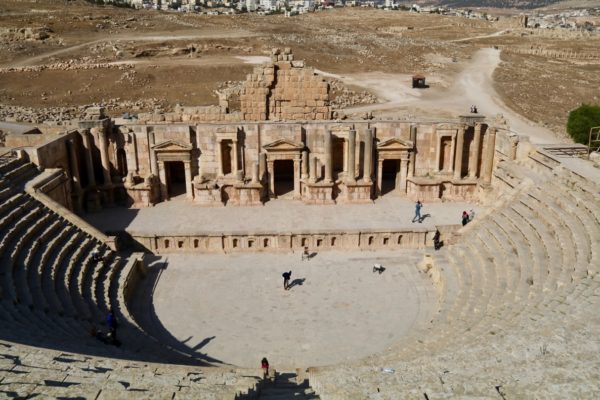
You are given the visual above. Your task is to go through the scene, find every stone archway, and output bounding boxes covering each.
[262,139,304,200]
[151,140,193,201]
[376,138,413,196]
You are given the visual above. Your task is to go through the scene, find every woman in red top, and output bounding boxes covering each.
[261,357,269,378]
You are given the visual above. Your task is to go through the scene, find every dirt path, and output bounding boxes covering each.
[334,48,558,144]
[7,30,258,68]
[451,29,509,43]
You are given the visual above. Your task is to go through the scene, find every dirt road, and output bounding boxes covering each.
[7,30,258,68]
[337,48,557,144]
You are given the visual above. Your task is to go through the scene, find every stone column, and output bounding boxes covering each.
[301,150,308,179]
[316,158,322,181]
[363,128,373,183]
[158,160,168,200]
[184,161,193,199]
[453,125,465,180]
[149,131,158,176]
[434,133,442,173]
[377,159,384,196]
[259,152,267,182]
[95,128,112,187]
[67,139,82,192]
[309,155,317,183]
[468,123,482,178]
[81,131,96,187]
[293,158,301,199]
[131,132,138,173]
[343,139,348,173]
[482,127,497,185]
[251,161,259,184]
[324,130,332,183]
[268,160,275,197]
[216,139,223,176]
[409,125,417,178]
[448,133,456,173]
[232,139,239,174]
[347,129,356,183]
[399,155,409,193]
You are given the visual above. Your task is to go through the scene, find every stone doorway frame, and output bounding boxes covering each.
[262,139,304,199]
[151,140,193,201]
[376,138,413,196]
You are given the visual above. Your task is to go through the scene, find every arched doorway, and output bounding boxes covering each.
[274,159,294,198]
[165,161,186,198]
[116,148,128,177]
[381,159,399,195]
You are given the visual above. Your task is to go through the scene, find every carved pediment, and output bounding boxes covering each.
[377,137,413,150]
[152,140,193,152]
[436,123,458,131]
[263,139,304,152]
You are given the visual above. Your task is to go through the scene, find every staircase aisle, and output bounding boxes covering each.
[258,372,320,400]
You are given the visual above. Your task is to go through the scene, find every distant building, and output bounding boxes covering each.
[246,0,258,11]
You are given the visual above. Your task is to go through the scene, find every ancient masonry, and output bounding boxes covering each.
[6,49,499,212]
[1,46,600,399]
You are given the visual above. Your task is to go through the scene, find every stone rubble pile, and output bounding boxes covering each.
[0,26,53,42]
[328,79,378,109]
[0,62,134,74]
[0,98,168,124]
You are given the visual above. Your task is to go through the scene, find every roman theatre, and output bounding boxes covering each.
[1,49,599,399]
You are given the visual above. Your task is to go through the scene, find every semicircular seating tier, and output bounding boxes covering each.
[307,156,600,398]
[0,154,265,399]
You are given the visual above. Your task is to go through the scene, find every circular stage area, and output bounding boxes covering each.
[153,250,436,368]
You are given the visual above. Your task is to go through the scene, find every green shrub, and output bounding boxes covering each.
[566,104,600,144]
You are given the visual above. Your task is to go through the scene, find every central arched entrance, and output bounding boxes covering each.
[273,159,295,198]
[381,159,400,195]
[263,139,303,200]
[165,161,186,198]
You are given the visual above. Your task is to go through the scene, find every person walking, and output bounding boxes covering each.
[106,309,118,342]
[462,211,469,226]
[412,200,423,223]
[433,229,442,250]
[282,271,292,290]
[261,357,270,379]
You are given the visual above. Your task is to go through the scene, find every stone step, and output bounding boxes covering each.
[24,217,64,311]
[52,233,88,318]
[10,209,56,305]
[81,247,113,321]
[0,192,27,219]
[0,156,25,175]
[37,224,77,314]
[0,205,44,302]
[67,239,97,320]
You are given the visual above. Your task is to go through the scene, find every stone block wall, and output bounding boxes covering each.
[241,48,331,121]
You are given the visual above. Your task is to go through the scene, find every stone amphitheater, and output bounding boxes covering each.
[1,50,600,400]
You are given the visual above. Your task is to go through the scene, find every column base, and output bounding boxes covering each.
[302,181,335,205]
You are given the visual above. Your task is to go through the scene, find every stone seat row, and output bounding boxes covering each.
[0,156,264,398]
[0,339,264,400]
[308,160,600,398]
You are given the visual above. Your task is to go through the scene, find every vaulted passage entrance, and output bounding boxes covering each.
[381,159,399,195]
[274,159,294,198]
[166,161,186,198]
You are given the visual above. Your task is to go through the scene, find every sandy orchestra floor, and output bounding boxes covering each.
[152,250,436,368]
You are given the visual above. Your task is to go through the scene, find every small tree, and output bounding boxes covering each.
[566,104,600,145]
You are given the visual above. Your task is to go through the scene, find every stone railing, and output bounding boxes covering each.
[25,169,118,250]
[131,226,463,254]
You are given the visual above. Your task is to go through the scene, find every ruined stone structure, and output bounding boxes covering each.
[5,50,496,211]
[1,47,600,399]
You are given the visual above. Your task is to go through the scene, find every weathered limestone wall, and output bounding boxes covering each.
[132,227,452,255]
[241,48,331,121]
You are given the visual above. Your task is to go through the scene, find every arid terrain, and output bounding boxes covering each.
[0,0,599,138]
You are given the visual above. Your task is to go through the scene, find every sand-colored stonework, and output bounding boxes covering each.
[0,32,599,399]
